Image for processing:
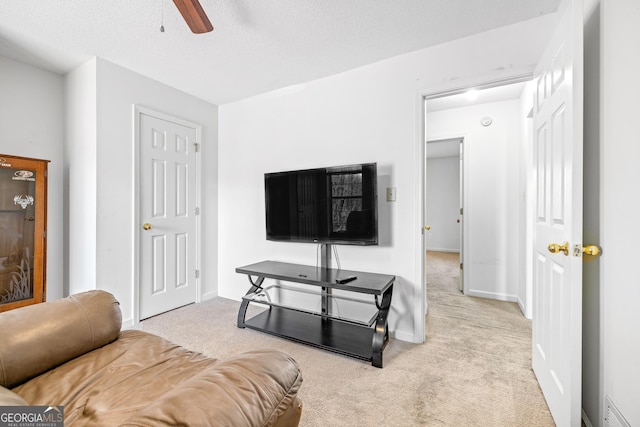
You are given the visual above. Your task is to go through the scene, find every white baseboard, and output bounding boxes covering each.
[465,289,517,303]
[122,317,139,330]
[201,291,218,301]
[121,292,218,330]
[392,329,416,343]
[425,247,460,253]
[516,297,531,319]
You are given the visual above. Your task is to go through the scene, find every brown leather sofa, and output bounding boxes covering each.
[0,290,303,426]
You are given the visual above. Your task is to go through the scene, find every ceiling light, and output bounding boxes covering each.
[466,89,479,101]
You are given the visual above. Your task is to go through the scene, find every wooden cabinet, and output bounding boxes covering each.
[0,155,49,312]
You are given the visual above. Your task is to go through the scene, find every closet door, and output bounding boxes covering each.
[0,155,48,312]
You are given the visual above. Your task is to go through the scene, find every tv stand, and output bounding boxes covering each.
[236,260,395,368]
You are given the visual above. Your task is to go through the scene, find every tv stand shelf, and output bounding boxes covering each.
[236,260,395,368]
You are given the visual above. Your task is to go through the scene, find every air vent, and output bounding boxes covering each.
[605,396,631,427]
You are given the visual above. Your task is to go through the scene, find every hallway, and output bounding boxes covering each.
[424,250,553,425]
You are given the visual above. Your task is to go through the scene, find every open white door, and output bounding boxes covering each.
[531,0,583,426]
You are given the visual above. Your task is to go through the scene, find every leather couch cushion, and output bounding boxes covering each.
[0,290,121,388]
[14,330,303,426]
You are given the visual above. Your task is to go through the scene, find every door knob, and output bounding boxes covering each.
[548,242,569,256]
[143,223,152,231]
[582,245,601,257]
[424,225,431,231]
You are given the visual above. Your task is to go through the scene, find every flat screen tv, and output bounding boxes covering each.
[265,163,378,246]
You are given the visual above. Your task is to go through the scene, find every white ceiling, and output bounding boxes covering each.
[0,1,559,105]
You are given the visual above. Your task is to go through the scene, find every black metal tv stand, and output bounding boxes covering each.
[235,260,395,368]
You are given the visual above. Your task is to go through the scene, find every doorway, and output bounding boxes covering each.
[425,138,463,293]
[418,4,585,423]
[423,79,534,317]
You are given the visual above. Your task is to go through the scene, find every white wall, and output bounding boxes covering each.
[0,55,64,301]
[600,1,640,425]
[426,156,460,252]
[218,15,556,343]
[427,99,523,302]
[65,58,97,296]
[65,58,219,326]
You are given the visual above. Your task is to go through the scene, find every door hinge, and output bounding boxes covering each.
[43,230,47,238]
[460,208,463,215]
[194,143,200,153]
[460,263,463,270]
[195,269,200,279]
[195,207,200,215]
[42,291,46,302]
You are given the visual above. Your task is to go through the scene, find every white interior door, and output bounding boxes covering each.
[139,112,198,319]
[531,0,583,425]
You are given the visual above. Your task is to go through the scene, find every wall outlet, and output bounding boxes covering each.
[386,187,396,202]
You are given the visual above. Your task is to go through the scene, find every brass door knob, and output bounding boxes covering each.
[548,242,569,256]
[582,245,601,257]
[143,223,152,231]
[424,225,431,231]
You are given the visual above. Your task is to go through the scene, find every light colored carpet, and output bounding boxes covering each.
[141,251,554,426]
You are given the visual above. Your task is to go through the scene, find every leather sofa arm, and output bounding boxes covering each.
[0,290,122,389]
[0,386,28,406]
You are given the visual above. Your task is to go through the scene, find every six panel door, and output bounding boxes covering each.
[139,113,198,319]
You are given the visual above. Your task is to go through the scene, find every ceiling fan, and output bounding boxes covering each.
[172,0,213,34]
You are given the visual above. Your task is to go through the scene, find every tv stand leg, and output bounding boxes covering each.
[372,284,393,368]
[320,243,332,316]
[237,275,265,328]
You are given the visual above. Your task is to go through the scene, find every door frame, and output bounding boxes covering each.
[132,105,203,325]
[424,136,465,292]
[414,73,533,343]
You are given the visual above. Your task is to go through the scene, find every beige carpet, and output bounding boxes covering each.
[141,251,554,426]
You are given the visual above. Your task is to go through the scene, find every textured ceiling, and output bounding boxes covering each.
[0,1,559,105]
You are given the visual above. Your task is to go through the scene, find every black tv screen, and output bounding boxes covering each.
[265,163,378,245]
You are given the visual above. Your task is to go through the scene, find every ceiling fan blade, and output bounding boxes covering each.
[172,0,213,34]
